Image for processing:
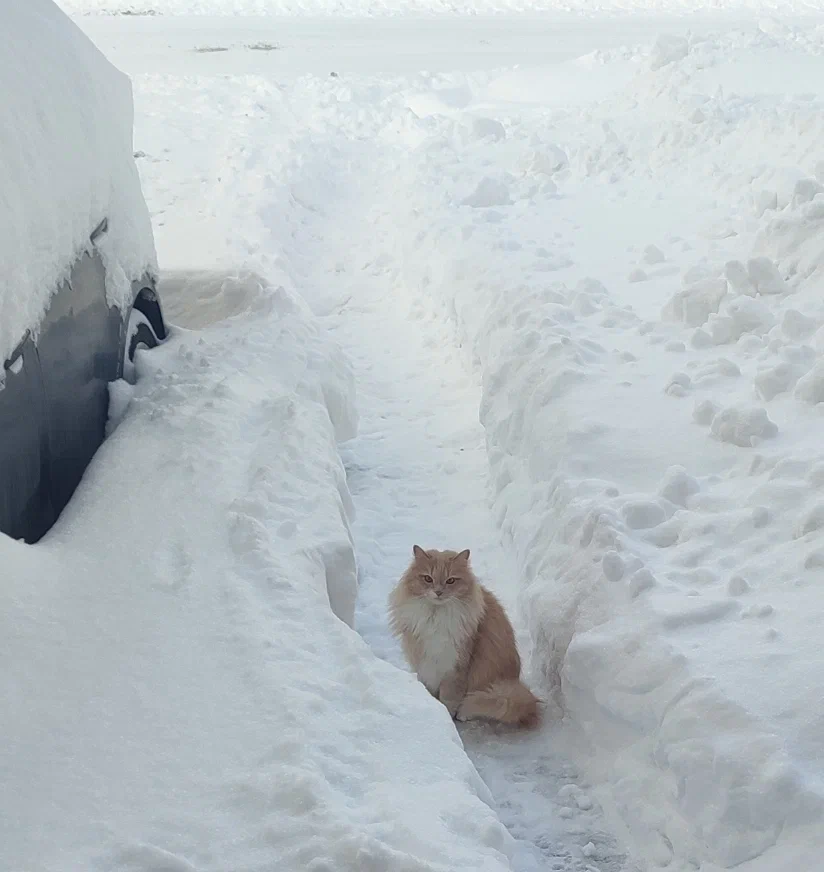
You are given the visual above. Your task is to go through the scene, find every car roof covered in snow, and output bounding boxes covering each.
[0,0,157,364]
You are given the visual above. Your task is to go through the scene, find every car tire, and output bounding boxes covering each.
[122,305,161,384]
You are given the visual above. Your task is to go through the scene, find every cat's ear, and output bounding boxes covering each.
[412,545,427,560]
[457,549,470,561]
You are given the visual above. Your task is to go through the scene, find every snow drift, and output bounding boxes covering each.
[0,0,156,363]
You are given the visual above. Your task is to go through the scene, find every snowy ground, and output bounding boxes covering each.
[16,5,824,871]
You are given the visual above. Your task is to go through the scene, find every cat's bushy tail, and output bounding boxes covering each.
[459,679,541,728]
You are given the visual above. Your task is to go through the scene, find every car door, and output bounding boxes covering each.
[36,247,122,521]
[0,334,53,542]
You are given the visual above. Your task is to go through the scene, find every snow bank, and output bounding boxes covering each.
[0,268,521,870]
[338,21,824,872]
[0,0,156,363]
[58,0,824,18]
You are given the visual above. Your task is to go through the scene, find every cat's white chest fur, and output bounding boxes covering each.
[397,598,470,693]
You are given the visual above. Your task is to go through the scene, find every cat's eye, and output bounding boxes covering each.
[422,574,434,583]
[446,577,458,584]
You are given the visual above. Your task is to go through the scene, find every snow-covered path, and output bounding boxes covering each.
[332,222,638,872]
[242,117,639,870]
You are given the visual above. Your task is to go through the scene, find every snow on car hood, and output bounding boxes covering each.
[0,0,157,364]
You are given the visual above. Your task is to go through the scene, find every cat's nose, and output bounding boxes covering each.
[435,590,443,597]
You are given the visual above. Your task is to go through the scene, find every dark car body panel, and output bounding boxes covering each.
[0,233,163,544]
[0,333,53,543]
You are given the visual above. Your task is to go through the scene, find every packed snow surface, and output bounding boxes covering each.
[0,0,156,363]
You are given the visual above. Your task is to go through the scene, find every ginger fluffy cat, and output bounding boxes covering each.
[388,545,540,728]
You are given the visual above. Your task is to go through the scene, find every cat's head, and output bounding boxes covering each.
[405,545,475,603]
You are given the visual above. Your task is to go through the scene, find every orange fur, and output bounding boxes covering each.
[388,546,540,729]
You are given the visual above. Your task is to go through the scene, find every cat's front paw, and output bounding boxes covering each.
[453,698,474,721]
[455,700,473,722]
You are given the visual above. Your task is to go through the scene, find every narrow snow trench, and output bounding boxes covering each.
[283,142,640,871]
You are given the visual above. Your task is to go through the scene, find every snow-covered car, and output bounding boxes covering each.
[0,0,167,543]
